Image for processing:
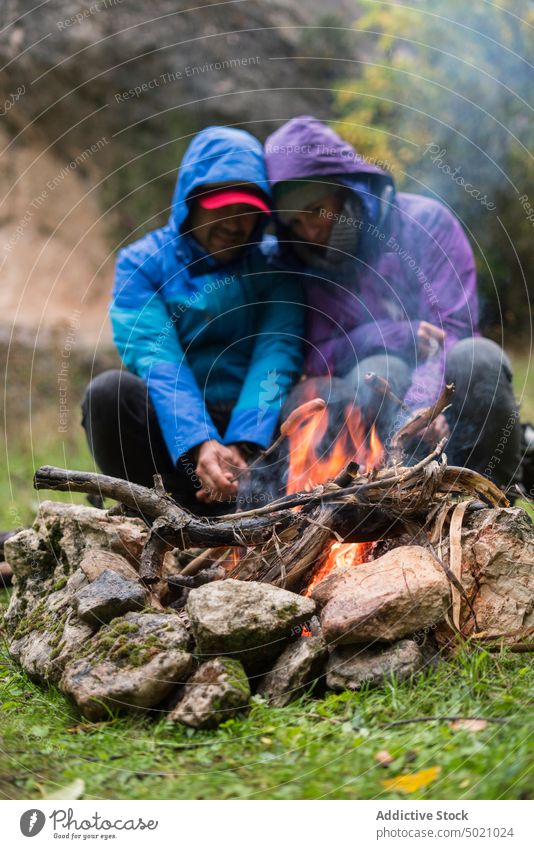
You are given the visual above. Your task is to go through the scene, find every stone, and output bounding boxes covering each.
[3,502,148,683]
[7,569,94,683]
[60,612,192,721]
[4,501,146,635]
[315,546,450,644]
[24,500,145,570]
[438,507,534,637]
[73,569,146,626]
[187,579,315,668]
[258,635,328,706]
[169,657,251,729]
[326,640,428,691]
[80,549,140,583]
[0,2,336,167]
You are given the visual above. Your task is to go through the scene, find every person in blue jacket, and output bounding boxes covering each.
[82,126,304,511]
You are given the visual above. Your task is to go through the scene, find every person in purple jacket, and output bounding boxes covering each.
[264,116,521,490]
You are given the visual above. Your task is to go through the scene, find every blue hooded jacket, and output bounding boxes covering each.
[110,126,304,463]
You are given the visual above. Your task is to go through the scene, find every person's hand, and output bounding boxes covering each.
[225,443,248,473]
[416,412,450,445]
[417,321,445,360]
[195,440,247,503]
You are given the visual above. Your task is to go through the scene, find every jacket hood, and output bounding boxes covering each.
[170,126,271,235]
[265,116,393,184]
[265,116,395,235]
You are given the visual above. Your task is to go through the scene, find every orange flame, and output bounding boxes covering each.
[285,395,384,594]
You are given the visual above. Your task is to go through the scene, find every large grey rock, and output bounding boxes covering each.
[4,501,146,635]
[258,635,327,706]
[11,500,146,572]
[187,579,315,668]
[0,1,344,161]
[73,569,146,626]
[315,546,450,645]
[327,640,428,691]
[438,507,534,637]
[7,569,94,683]
[60,612,192,721]
[169,657,251,729]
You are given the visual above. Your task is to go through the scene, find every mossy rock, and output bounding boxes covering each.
[169,656,251,729]
[60,611,192,721]
[187,579,315,669]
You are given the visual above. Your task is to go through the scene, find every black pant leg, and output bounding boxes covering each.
[445,337,521,489]
[81,370,240,515]
[81,369,200,507]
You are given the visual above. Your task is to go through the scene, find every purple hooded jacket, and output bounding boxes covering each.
[264,117,479,411]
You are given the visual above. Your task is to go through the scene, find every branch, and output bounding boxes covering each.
[391,382,455,450]
[34,466,180,522]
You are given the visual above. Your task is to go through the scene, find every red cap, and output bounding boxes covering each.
[199,189,270,214]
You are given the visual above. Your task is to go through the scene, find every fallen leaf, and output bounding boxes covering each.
[449,719,488,732]
[382,766,441,794]
[66,723,93,734]
[44,778,85,800]
[375,750,395,766]
[66,721,110,734]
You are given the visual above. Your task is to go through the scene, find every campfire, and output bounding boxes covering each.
[31,380,510,596]
[283,394,385,595]
[4,379,533,727]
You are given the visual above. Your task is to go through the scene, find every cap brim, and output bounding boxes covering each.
[199,190,270,213]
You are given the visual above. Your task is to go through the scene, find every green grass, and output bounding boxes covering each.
[511,350,534,421]
[510,352,534,519]
[0,351,532,800]
[0,409,94,529]
[0,601,532,800]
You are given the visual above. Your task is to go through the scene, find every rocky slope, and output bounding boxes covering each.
[0,0,353,344]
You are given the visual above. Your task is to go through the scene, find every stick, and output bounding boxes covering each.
[180,546,229,576]
[33,441,507,588]
[34,466,181,522]
[391,382,455,450]
[231,397,326,482]
[365,371,409,413]
[384,715,507,728]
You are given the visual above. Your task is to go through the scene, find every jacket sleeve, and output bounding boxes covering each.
[110,243,219,463]
[223,277,304,448]
[402,203,479,412]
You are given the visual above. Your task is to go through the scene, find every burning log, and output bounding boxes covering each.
[232,397,327,483]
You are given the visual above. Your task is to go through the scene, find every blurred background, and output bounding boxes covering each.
[0,0,532,524]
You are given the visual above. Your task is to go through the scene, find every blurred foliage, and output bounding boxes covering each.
[299,12,360,76]
[333,0,534,338]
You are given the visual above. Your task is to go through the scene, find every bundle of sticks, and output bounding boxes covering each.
[33,379,508,594]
